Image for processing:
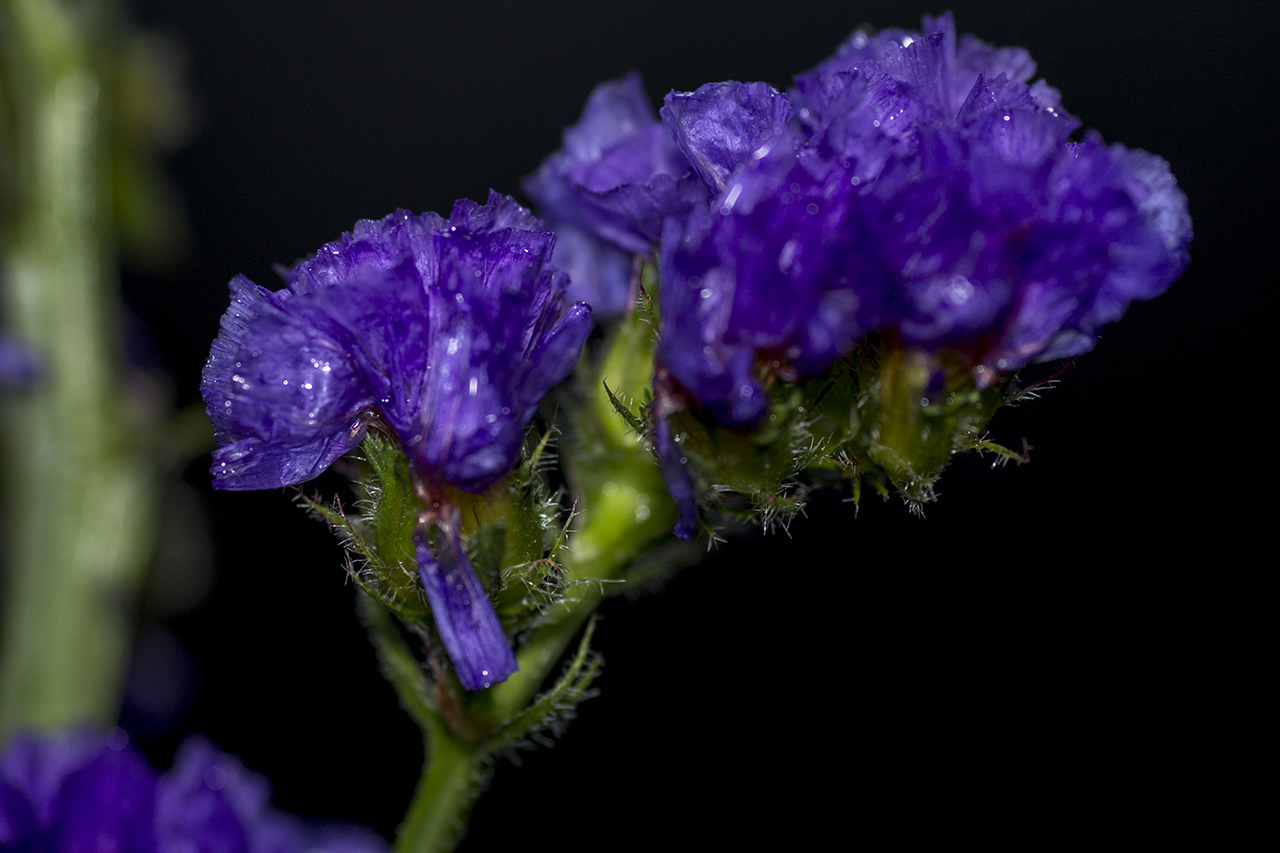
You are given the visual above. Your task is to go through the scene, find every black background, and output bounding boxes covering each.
[118,1,1270,848]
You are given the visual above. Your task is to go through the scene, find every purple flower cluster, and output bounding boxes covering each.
[202,192,592,690]
[525,13,1190,538]
[657,12,1189,425]
[0,728,386,852]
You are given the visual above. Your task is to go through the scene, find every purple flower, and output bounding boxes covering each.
[657,12,1188,410]
[651,12,1189,535]
[0,333,40,388]
[202,192,592,690]
[522,72,708,315]
[1,728,387,852]
[1,727,155,852]
[156,737,387,853]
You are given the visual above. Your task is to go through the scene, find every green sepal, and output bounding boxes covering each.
[487,616,602,755]
[361,430,429,606]
[862,343,1008,501]
[299,493,431,623]
[802,337,1015,508]
[300,430,429,620]
[661,375,818,532]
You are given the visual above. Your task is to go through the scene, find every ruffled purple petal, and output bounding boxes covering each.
[523,72,707,262]
[329,213,592,493]
[561,72,662,163]
[656,150,880,425]
[286,209,446,296]
[660,81,793,193]
[203,276,374,490]
[415,515,518,691]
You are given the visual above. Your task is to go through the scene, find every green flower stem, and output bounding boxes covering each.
[395,725,491,853]
[0,0,157,735]
[362,594,487,853]
[384,446,677,852]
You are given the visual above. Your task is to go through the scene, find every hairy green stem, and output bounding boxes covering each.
[0,0,156,735]
[384,449,675,851]
[395,723,491,853]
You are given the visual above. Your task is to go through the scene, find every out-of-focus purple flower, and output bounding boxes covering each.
[651,12,1190,535]
[202,193,592,689]
[1,728,387,852]
[522,72,708,316]
[539,221,636,320]
[156,736,387,853]
[0,727,154,851]
[0,333,41,388]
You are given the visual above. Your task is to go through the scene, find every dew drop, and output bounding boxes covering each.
[204,766,227,791]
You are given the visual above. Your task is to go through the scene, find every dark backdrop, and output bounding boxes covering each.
[121,1,1270,847]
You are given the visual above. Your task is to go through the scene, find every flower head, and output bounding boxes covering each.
[656,12,1189,417]
[649,12,1190,536]
[202,192,592,689]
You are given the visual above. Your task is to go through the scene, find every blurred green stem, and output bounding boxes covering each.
[0,0,155,734]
